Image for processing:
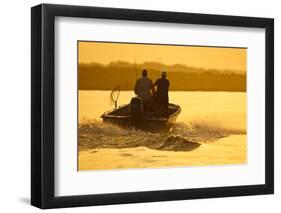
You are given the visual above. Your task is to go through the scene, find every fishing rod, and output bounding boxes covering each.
[135,54,137,82]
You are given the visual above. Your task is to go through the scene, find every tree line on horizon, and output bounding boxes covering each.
[78,61,246,92]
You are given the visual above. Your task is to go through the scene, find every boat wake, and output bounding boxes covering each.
[79,119,246,152]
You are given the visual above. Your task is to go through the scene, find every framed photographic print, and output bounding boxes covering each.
[31,3,274,209]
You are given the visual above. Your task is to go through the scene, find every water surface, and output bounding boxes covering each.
[78,90,246,170]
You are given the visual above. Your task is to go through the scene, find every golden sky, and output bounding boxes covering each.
[78,41,246,72]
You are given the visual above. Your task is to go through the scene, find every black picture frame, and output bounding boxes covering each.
[31,3,274,209]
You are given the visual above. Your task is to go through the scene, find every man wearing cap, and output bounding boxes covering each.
[154,71,170,116]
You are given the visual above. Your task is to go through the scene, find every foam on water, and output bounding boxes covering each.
[79,119,246,152]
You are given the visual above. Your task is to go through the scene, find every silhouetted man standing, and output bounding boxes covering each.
[134,69,155,103]
[154,71,170,116]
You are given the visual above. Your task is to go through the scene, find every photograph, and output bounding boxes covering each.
[30,2,274,209]
[78,41,247,171]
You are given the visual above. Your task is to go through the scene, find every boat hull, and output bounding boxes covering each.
[101,103,181,132]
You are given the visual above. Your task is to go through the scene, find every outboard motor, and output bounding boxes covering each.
[129,97,143,118]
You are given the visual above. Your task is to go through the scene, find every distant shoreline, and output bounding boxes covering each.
[78,89,247,92]
[79,61,246,92]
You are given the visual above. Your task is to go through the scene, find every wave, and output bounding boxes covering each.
[79,119,246,152]
[171,120,246,141]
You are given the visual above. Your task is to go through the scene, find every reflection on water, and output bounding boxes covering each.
[78,90,247,170]
[79,90,246,132]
